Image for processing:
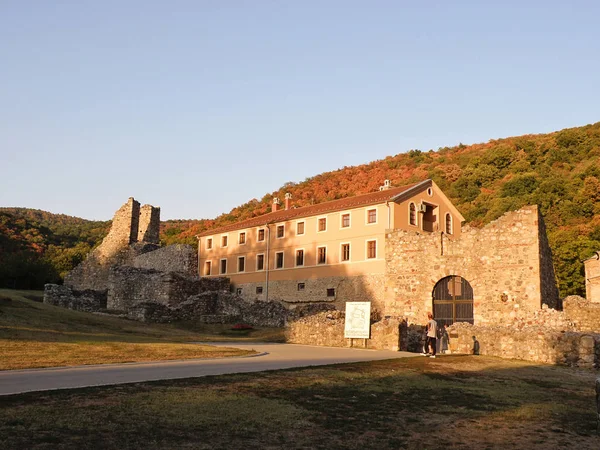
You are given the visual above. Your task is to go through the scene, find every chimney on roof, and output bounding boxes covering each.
[379,179,392,191]
[272,197,280,212]
[284,193,292,210]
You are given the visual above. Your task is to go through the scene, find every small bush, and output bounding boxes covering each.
[231,323,253,331]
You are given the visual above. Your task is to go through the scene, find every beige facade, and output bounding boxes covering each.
[197,180,463,307]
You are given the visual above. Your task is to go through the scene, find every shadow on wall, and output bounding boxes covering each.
[448,323,600,368]
[473,336,480,355]
[277,257,407,351]
[218,228,387,312]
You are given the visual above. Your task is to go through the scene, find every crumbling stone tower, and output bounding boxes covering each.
[138,203,161,243]
[64,197,160,291]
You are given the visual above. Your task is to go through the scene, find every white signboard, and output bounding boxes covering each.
[344,302,371,339]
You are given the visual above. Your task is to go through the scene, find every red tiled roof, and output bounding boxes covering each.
[197,180,430,237]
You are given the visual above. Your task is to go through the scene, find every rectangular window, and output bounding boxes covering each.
[239,232,246,245]
[256,286,263,294]
[220,259,227,274]
[317,246,327,264]
[318,217,327,232]
[206,238,212,250]
[367,209,377,224]
[276,225,284,238]
[296,249,304,267]
[204,261,212,276]
[327,288,335,297]
[296,221,305,235]
[298,282,305,291]
[258,229,265,241]
[341,213,350,228]
[221,235,228,247]
[276,251,284,269]
[256,254,265,271]
[341,243,350,262]
[367,240,377,259]
[238,256,245,272]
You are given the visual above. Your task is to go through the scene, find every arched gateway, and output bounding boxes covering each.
[432,276,474,326]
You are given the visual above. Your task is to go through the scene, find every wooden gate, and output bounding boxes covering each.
[432,276,474,326]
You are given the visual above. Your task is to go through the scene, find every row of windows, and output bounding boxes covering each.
[238,285,336,297]
[204,240,377,275]
[205,209,379,250]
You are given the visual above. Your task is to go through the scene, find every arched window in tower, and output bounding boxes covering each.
[445,213,453,235]
[409,202,417,226]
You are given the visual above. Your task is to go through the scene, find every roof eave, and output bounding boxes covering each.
[389,179,432,203]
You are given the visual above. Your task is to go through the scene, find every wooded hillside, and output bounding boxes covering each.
[2,121,599,296]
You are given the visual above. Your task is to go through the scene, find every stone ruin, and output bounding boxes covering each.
[286,206,600,368]
[44,197,287,327]
[43,197,600,368]
[64,197,162,292]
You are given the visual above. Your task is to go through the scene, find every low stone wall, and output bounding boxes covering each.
[132,244,198,276]
[563,295,600,332]
[43,284,107,312]
[448,322,600,368]
[285,309,406,351]
[127,291,287,327]
[107,266,229,310]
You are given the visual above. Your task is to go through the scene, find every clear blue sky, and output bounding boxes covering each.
[1,1,598,220]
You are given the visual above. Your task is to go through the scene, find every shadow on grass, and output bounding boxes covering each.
[1,355,598,449]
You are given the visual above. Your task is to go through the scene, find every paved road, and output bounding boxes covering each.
[0,343,417,396]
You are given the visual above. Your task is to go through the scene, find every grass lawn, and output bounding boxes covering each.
[1,355,597,449]
[0,289,283,370]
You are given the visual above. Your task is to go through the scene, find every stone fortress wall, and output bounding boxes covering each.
[64,197,161,291]
[132,244,198,275]
[44,197,600,368]
[288,206,600,368]
[45,198,288,328]
[384,205,559,323]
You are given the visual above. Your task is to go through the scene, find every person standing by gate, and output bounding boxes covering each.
[426,312,438,358]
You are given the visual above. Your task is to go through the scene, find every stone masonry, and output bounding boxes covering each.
[447,322,600,368]
[107,266,228,310]
[285,308,406,351]
[384,205,559,325]
[127,290,289,328]
[43,284,107,312]
[132,244,198,276]
[64,197,161,291]
[45,197,210,318]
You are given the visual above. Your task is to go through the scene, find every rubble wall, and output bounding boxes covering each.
[127,291,288,327]
[43,284,107,312]
[448,322,600,368]
[64,197,160,291]
[385,206,559,325]
[107,266,228,310]
[132,244,198,275]
[285,309,406,351]
[563,295,600,332]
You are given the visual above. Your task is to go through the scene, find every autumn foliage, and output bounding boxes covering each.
[2,122,600,296]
